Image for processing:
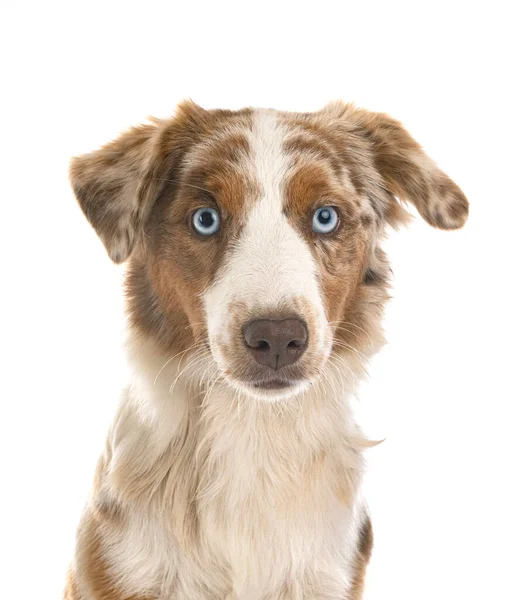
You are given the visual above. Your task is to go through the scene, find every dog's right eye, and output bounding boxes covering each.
[192,208,220,236]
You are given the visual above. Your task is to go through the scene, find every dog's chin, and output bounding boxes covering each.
[226,377,311,402]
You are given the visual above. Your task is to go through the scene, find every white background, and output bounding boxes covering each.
[1,1,511,599]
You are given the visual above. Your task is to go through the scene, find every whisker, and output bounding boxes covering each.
[153,341,204,385]
[328,320,373,346]
[201,372,224,409]
[329,353,358,388]
[168,350,211,395]
[331,338,367,361]
[198,358,217,388]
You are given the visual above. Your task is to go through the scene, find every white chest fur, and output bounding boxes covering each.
[94,338,367,599]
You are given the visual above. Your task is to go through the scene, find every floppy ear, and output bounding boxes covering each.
[69,121,169,263]
[342,105,469,230]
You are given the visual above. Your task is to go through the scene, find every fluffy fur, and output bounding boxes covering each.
[65,100,468,599]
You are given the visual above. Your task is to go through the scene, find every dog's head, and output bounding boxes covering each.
[70,101,468,400]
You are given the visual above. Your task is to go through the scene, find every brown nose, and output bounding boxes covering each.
[243,318,308,370]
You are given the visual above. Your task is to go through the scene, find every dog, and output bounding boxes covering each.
[64,100,468,600]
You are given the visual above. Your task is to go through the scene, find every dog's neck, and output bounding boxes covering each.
[103,330,370,507]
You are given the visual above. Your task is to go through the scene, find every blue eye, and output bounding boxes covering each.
[312,206,338,234]
[192,207,220,236]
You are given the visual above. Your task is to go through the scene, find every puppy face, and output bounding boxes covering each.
[70,101,468,401]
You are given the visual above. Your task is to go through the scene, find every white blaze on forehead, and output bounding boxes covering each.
[204,109,328,349]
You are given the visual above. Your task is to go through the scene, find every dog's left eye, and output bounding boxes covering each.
[192,208,220,236]
[312,206,338,234]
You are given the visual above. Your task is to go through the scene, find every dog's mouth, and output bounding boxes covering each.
[251,378,297,390]
[230,374,312,400]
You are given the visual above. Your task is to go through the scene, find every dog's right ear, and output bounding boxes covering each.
[69,101,204,263]
[70,121,167,263]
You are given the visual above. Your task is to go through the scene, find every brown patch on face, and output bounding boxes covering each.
[282,153,369,354]
[326,243,390,372]
[284,161,358,224]
[134,169,257,354]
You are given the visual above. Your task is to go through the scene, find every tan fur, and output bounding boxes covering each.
[347,518,374,600]
[66,100,468,599]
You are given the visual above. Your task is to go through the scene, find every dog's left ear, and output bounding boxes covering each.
[333,104,469,230]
